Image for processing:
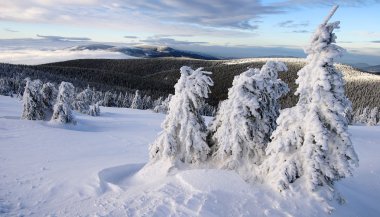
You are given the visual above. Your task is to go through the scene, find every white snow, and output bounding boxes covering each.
[1,95,380,216]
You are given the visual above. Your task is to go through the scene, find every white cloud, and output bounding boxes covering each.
[0,49,133,65]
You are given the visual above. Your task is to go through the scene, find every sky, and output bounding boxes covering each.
[0,0,379,65]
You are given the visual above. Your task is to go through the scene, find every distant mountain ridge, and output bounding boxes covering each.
[69,44,219,60]
[350,63,380,74]
[362,65,380,74]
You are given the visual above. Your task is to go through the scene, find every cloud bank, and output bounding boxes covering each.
[0,49,132,65]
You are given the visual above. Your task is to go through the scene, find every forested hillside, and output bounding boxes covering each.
[1,58,379,110]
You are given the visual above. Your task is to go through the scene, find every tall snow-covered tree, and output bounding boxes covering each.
[41,82,57,120]
[131,90,142,109]
[21,79,44,120]
[210,61,288,175]
[265,6,359,202]
[51,82,76,124]
[149,66,213,165]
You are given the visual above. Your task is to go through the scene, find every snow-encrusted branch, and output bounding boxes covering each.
[322,5,339,25]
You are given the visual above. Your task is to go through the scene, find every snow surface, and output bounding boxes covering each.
[1,95,380,217]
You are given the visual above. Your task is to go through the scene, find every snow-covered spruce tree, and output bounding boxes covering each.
[40,82,57,120]
[352,107,363,124]
[142,95,153,109]
[122,91,134,108]
[73,86,93,114]
[21,79,44,120]
[153,96,163,110]
[115,92,123,107]
[51,82,76,124]
[131,90,142,109]
[265,6,359,203]
[153,94,173,114]
[103,91,115,107]
[0,78,12,96]
[358,106,370,124]
[210,61,288,175]
[89,102,101,116]
[368,107,379,126]
[149,66,213,165]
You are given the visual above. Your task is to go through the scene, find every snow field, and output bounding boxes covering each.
[1,96,380,216]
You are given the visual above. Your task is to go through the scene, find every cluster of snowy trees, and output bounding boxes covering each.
[149,61,290,175]
[352,106,380,125]
[1,75,216,124]
[21,80,99,124]
[148,6,358,211]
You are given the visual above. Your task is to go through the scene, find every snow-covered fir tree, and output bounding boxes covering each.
[149,66,213,165]
[209,61,288,176]
[142,95,153,110]
[131,90,142,109]
[368,107,379,126]
[73,86,93,114]
[153,94,172,114]
[352,107,363,124]
[40,82,57,120]
[122,91,134,108]
[51,82,76,124]
[92,89,103,105]
[103,91,115,107]
[89,102,101,116]
[153,96,163,109]
[265,7,359,203]
[116,92,124,107]
[358,106,370,124]
[21,79,44,120]
[0,78,12,96]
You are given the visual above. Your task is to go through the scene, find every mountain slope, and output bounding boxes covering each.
[1,58,379,109]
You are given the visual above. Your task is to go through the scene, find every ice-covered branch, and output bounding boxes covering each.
[322,5,339,25]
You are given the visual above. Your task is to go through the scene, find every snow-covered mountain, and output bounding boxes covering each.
[363,65,380,74]
[350,63,380,74]
[69,44,218,60]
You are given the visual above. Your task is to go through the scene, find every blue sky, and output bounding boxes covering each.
[0,0,379,64]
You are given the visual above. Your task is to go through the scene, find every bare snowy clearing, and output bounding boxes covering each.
[1,95,379,216]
